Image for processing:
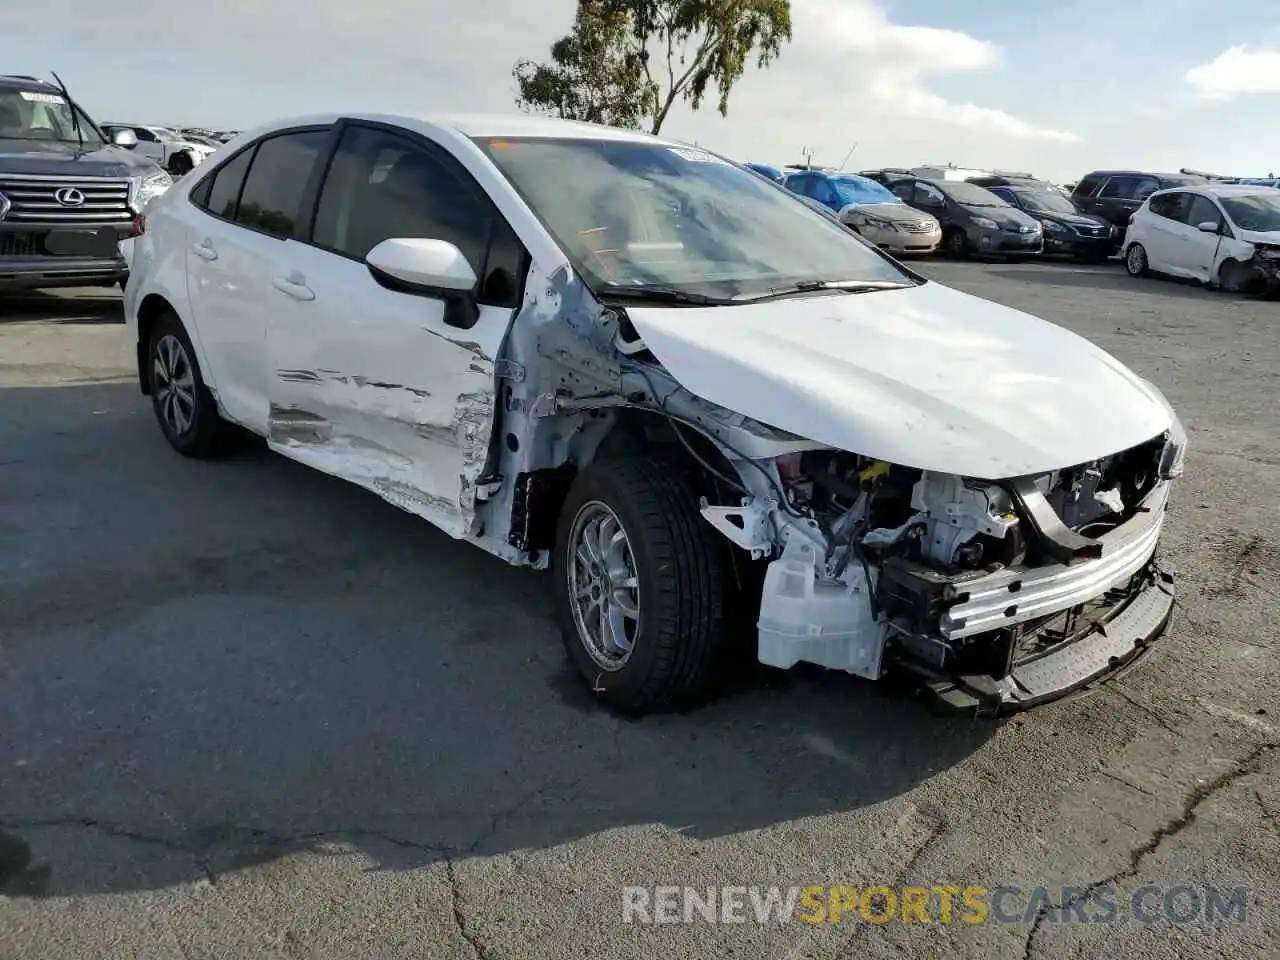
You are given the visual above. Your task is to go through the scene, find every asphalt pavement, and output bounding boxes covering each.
[1,263,1277,959]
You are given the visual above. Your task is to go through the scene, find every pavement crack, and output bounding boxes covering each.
[1106,686,1180,734]
[1021,741,1277,959]
[835,810,948,957]
[446,855,492,960]
[1096,768,1159,799]
[0,816,217,886]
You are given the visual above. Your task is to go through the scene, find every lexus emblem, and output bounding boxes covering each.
[0,192,9,221]
[54,187,86,207]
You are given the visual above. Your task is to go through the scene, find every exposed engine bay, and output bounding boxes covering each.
[718,432,1178,712]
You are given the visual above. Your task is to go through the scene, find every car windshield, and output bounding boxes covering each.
[475,137,909,298]
[0,89,105,145]
[831,176,901,206]
[936,180,1009,207]
[1221,193,1280,232]
[1013,189,1077,214]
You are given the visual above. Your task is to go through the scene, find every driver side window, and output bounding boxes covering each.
[309,124,527,309]
[135,127,158,142]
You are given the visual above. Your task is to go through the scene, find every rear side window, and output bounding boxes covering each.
[198,147,254,220]
[1098,177,1138,199]
[1073,176,1102,197]
[1133,178,1160,201]
[233,129,329,238]
[1147,192,1189,220]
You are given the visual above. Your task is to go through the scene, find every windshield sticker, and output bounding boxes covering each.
[19,91,66,104]
[668,147,727,164]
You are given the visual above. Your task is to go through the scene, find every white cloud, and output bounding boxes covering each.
[0,0,1078,168]
[1186,45,1280,100]
[769,0,1077,144]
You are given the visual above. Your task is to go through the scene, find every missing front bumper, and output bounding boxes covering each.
[920,560,1175,714]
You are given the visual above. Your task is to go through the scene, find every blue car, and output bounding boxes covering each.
[781,169,943,255]
[743,162,783,182]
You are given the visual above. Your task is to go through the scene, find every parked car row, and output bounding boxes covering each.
[99,123,219,176]
[746,160,1280,297]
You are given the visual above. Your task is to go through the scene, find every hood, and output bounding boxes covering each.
[842,201,930,224]
[972,206,1038,229]
[1239,228,1280,245]
[0,139,163,178]
[1033,209,1111,230]
[624,281,1173,479]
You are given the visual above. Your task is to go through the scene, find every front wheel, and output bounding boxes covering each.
[943,228,969,259]
[167,152,194,177]
[1125,243,1149,277]
[552,457,730,714]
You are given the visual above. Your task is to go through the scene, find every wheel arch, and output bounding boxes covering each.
[135,293,177,395]
[510,406,746,556]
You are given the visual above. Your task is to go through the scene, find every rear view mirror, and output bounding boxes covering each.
[1196,220,1221,234]
[366,237,477,292]
[111,128,137,149]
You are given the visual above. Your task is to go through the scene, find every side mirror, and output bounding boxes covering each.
[112,128,138,149]
[1196,220,1221,234]
[366,237,477,291]
[366,237,479,328]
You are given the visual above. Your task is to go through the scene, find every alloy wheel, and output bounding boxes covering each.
[567,501,641,671]
[153,334,196,436]
[1126,245,1147,276]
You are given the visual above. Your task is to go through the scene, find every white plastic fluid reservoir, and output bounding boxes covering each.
[756,538,886,679]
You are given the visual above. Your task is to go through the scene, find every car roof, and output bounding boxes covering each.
[0,75,60,94]
[241,112,668,145]
[1152,183,1280,199]
[1082,170,1203,181]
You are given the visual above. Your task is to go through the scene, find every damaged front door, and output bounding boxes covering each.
[264,122,524,538]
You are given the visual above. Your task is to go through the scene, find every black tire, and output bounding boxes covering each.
[146,311,232,458]
[1217,259,1251,293]
[943,227,969,259]
[168,152,194,177]
[552,457,730,714]
[1125,243,1149,277]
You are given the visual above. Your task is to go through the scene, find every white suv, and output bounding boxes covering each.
[124,113,1187,715]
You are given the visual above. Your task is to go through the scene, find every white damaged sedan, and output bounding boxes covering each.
[124,114,1187,714]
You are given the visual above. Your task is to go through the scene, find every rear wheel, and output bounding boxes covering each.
[1125,243,1149,277]
[167,152,194,177]
[147,311,233,458]
[552,457,731,714]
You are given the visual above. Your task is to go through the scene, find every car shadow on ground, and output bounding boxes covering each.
[979,262,1261,303]
[0,290,124,324]
[0,382,998,899]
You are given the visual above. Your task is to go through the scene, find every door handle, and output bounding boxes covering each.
[192,240,218,261]
[272,273,315,301]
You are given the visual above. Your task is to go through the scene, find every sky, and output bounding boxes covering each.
[2,0,1279,183]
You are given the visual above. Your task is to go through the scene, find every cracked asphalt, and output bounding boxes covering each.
[1,261,1277,959]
